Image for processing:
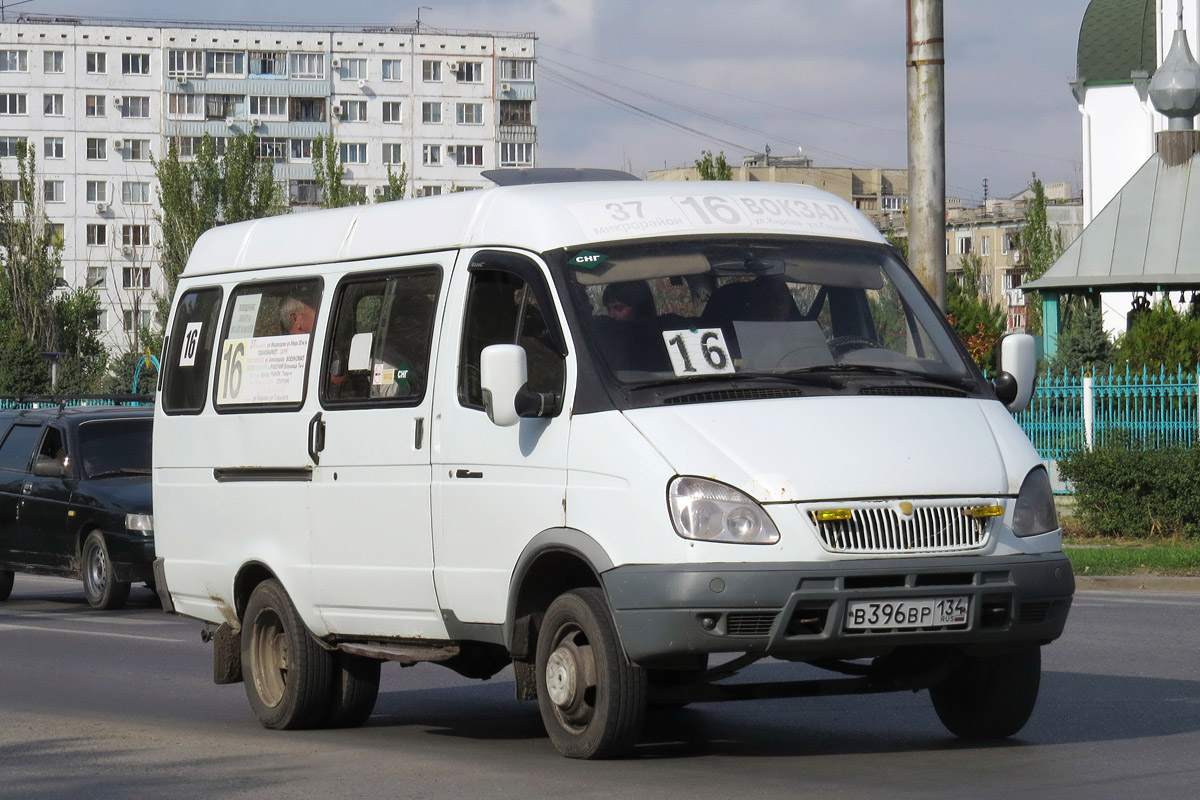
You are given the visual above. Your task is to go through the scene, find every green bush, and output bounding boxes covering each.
[1058,439,1200,539]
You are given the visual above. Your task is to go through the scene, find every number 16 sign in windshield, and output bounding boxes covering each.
[662,328,736,376]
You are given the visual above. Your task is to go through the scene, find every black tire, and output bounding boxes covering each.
[81,531,131,610]
[241,579,332,730]
[0,569,13,601]
[930,646,1042,739]
[535,587,647,759]
[320,652,381,729]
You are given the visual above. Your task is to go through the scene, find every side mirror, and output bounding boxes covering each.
[31,455,66,479]
[994,333,1036,413]
[480,344,528,427]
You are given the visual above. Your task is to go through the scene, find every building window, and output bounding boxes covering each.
[43,93,63,116]
[249,96,288,118]
[122,181,151,204]
[44,137,64,160]
[980,235,991,257]
[422,144,441,166]
[455,62,482,83]
[86,265,107,287]
[85,95,105,116]
[43,51,63,73]
[2,179,22,202]
[347,184,368,204]
[420,185,442,197]
[421,101,441,124]
[0,94,27,115]
[124,309,152,332]
[456,103,483,125]
[290,98,326,122]
[122,224,151,247]
[123,266,152,289]
[0,50,28,72]
[122,53,150,75]
[422,60,441,82]
[1002,232,1015,255]
[45,223,65,247]
[499,59,534,82]
[382,59,402,81]
[86,138,107,160]
[289,53,325,80]
[128,140,151,161]
[85,52,107,74]
[500,142,534,167]
[339,58,367,80]
[86,225,107,246]
[44,180,64,203]
[205,94,242,120]
[383,143,403,165]
[382,101,402,123]
[340,143,367,164]
[981,272,992,297]
[86,180,107,203]
[881,195,905,211]
[168,93,203,117]
[167,49,204,77]
[290,138,313,161]
[455,145,484,167]
[121,96,151,118]
[290,180,319,205]
[499,100,531,126]
[206,51,245,76]
[0,137,26,158]
[957,236,972,255]
[340,99,367,122]
[256,137,288,163]
[250,51,287,76]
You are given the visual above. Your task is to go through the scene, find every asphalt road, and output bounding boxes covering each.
[1,574,1198,799]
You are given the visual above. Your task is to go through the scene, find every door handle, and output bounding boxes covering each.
[307,412,325,465]
[455,469,483,479]
[21,483,32,495]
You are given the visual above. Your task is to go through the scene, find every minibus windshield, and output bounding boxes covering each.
[560,237,980,393]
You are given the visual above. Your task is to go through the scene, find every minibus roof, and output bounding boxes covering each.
[182,180,886,277]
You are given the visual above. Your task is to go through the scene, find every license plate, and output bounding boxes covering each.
[845,596,969,630]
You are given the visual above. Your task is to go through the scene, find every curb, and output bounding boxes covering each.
[1076,575,1200,593]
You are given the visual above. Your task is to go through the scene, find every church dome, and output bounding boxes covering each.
[1077,0,1157,85]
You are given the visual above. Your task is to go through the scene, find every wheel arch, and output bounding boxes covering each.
[505,528,614,658]
[233,561,280,626]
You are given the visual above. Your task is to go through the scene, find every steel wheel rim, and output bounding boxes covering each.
[85,541,107,598]
[545,623,597,732]
[250,608,289,708]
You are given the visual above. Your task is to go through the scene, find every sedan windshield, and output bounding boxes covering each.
[559,237,978,393]
[77,418,152,478]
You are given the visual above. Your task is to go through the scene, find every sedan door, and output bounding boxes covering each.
[16,424,76,570]
[0,422,50,567]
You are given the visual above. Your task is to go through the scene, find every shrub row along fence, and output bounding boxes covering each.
[1018,366,1200,463]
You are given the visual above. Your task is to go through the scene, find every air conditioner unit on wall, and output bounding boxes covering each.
[175,75,188,86]
[331,58,341,68]
[112,96,123,106]
[447,61,459,71]
[500,83,512,92]
[121,245,133,257]
[250,118,262,129]
[112,139,124,150]
[357,78,366,89]
[374,186,387,197]
[95,202,108,214]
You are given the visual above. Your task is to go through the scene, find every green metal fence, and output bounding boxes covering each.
[0,394,154,410]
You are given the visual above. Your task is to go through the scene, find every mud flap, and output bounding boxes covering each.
[211,623,243,685]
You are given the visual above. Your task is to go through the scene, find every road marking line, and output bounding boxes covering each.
[0,623,184,642]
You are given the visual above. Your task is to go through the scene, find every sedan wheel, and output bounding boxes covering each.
[81,531,130,610]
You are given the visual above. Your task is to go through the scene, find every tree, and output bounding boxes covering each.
[154,133,282,317]
[382,160,409,202]
[0,328,50,395]
[101,327,163,395]
[1017,175,1063,336]
[53,287,108,393]
[1113,298,1200,374]
[947,253,1005,370]
[312,134,356,208]
[1046,302,1112,377]
[695,150,733,181]
[0,142,61,352]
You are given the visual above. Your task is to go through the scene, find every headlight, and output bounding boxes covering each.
[126,513,154,534]
[1012,467,1058,537]
[668,476,780,545]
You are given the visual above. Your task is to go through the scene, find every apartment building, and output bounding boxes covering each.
[0,16,537,350]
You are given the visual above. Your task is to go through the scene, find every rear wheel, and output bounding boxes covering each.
[930,646,1041,739]
[81,531,130,610]
[241,579,332,730]
[0,569,13,601]
[535,587,646,759]
[320,652,381,729]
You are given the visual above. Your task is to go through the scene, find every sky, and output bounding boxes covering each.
[6,0,1093,204]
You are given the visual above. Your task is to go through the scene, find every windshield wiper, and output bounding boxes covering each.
[87,467,151,478]
[787,364,974,390]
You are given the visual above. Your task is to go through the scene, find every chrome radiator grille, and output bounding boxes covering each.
[809,503,991,555]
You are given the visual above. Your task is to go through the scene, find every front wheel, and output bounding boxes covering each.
[241,579,333,730]
[930,646,1041,739]
[81,531,130,610]
[0,569,13,601]
[535,587,646,759]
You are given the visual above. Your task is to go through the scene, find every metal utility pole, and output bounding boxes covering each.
[906,0,947,311]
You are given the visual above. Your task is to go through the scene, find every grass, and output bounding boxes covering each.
[1063,538,1200,577]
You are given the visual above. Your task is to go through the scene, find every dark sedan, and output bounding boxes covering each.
[0,405,153,609]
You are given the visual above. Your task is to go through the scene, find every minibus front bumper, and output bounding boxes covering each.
[601,553,1074,665]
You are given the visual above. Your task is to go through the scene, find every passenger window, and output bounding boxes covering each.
[322,268,442,405]
[162,287,223,414]
[458,269,565,410]
[0,424,42,472]
[36,427,67,466]
[214,279,322,410]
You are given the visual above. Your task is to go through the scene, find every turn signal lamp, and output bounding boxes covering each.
[814,509,853,522]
